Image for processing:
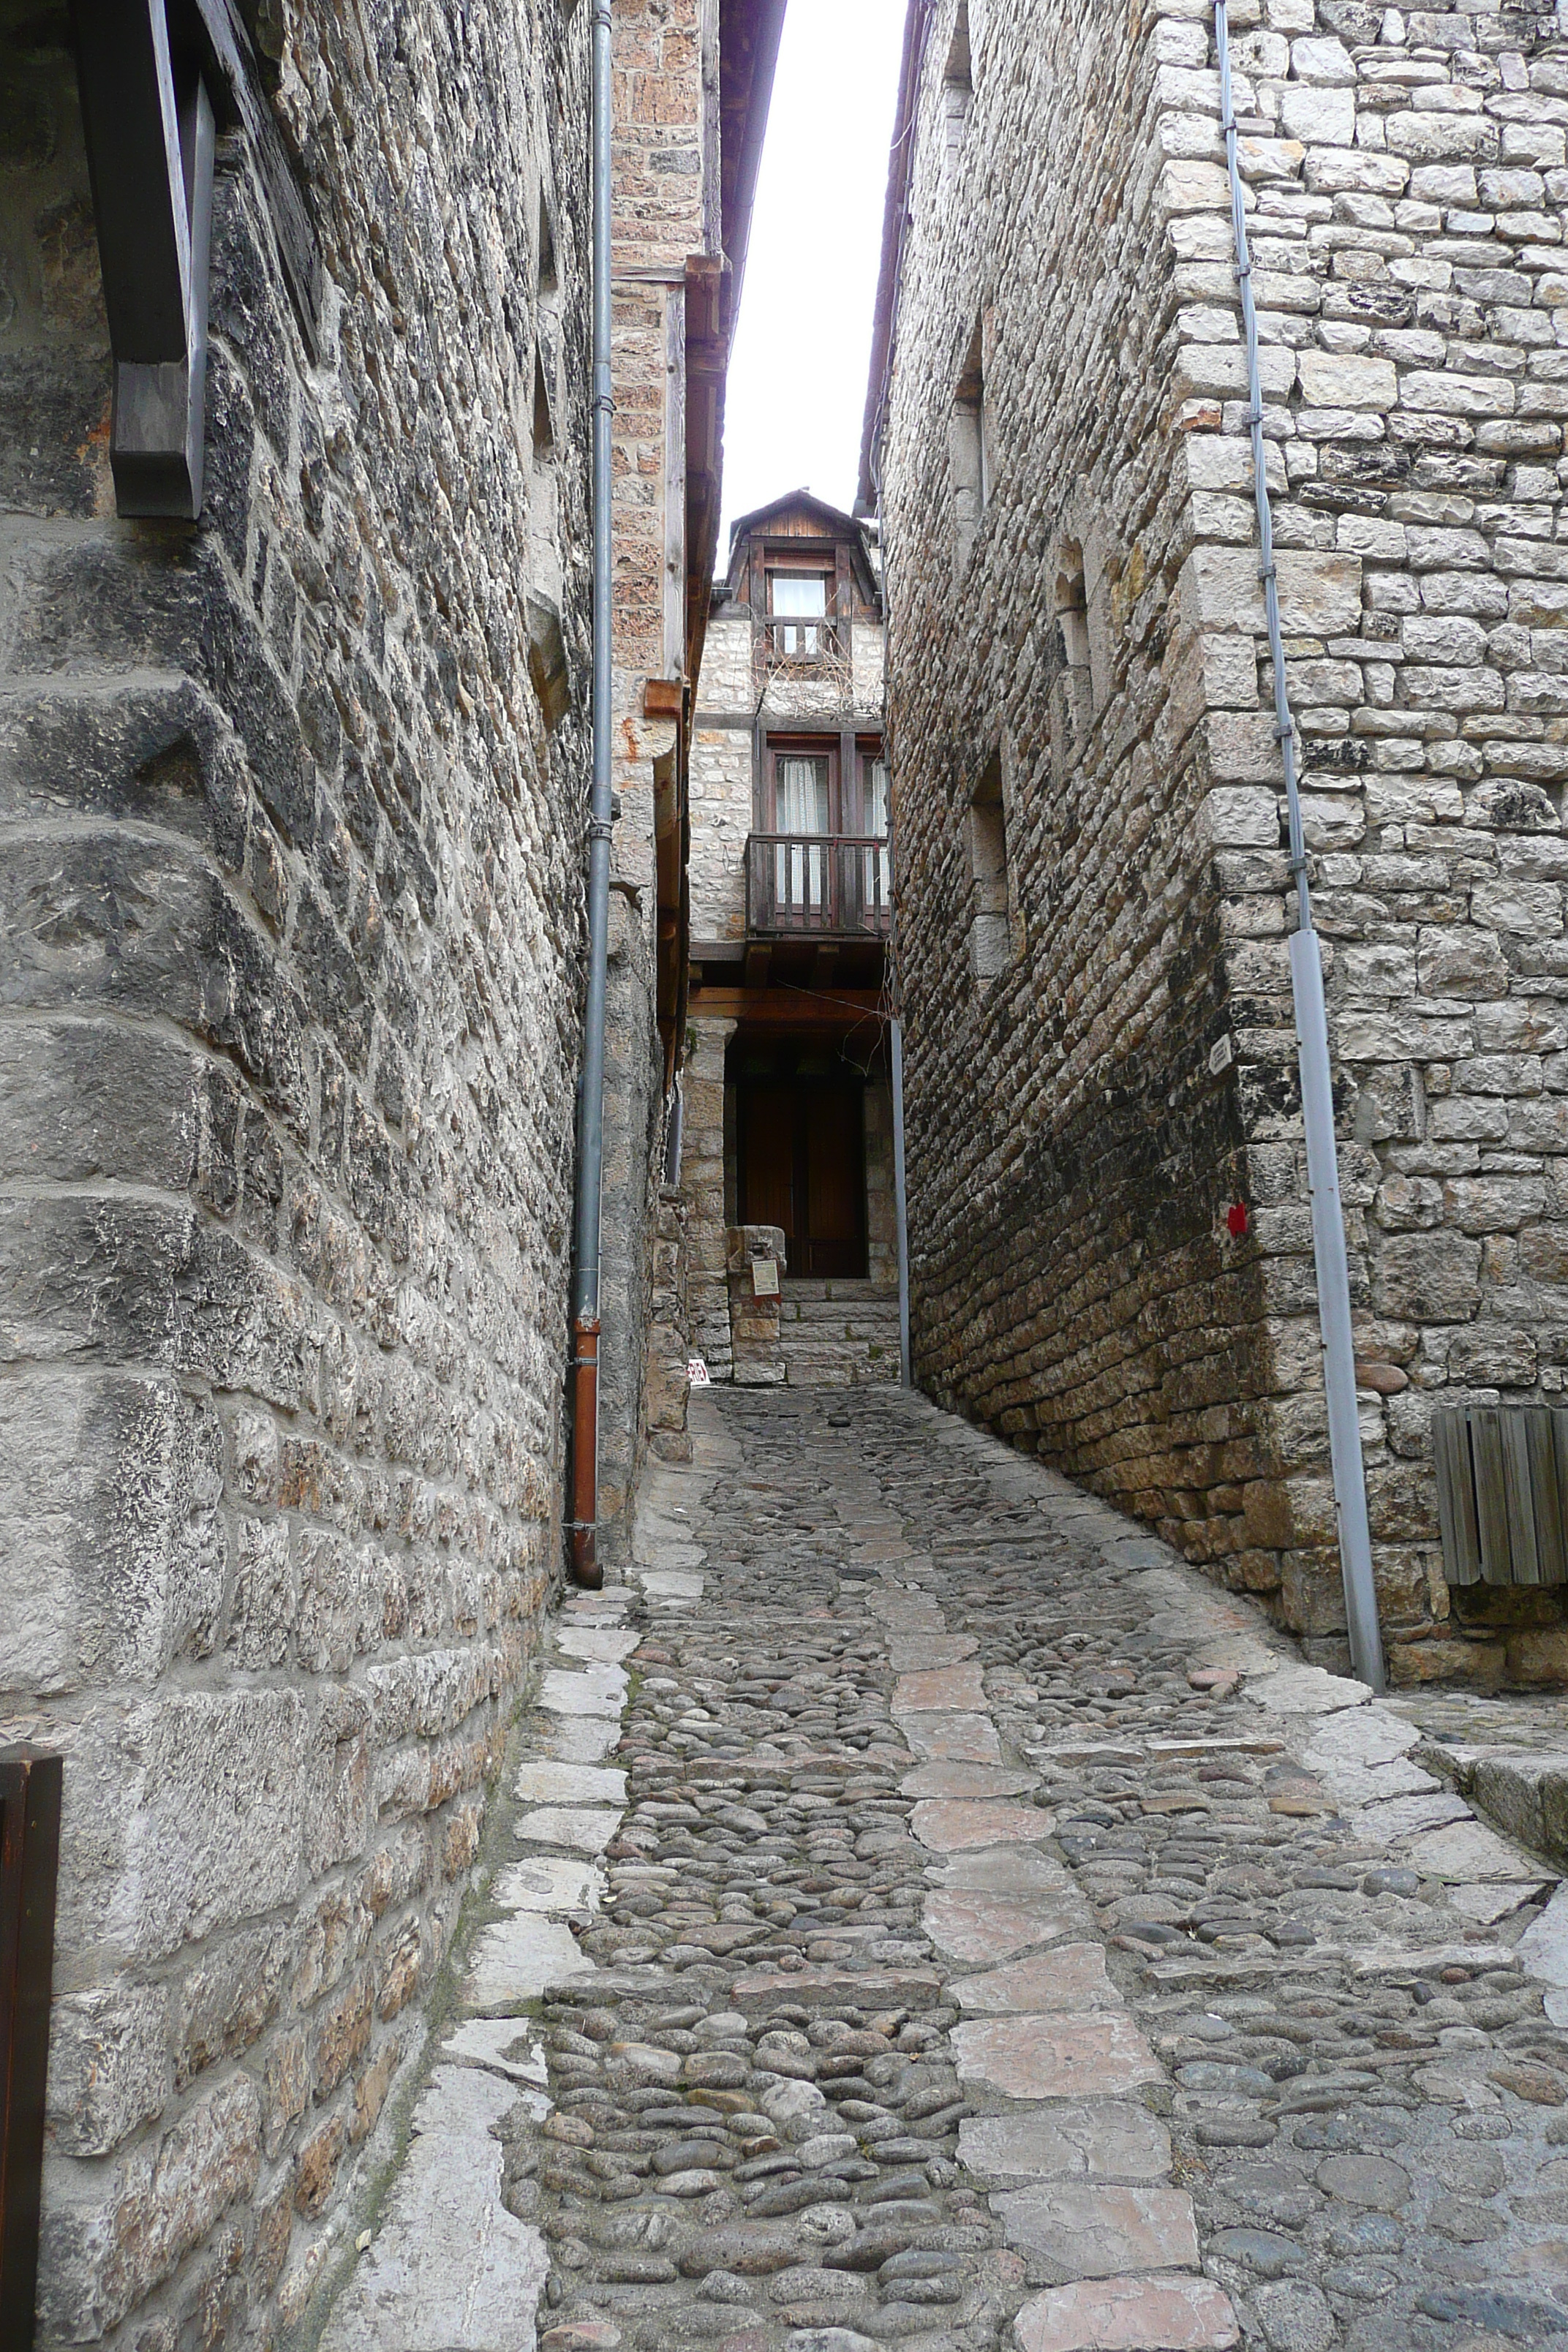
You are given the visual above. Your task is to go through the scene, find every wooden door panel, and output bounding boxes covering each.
[740,1086,796,1245]
[804,1086,864,1277]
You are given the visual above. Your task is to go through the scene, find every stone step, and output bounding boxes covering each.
[777,1330,900,1388]
[780,1300,901,1330]
[780,1278,892,1302]
[784,1357,899,1387]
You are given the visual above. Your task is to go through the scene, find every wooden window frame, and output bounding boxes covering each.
[762,734,840,834]
[758,732,888,837]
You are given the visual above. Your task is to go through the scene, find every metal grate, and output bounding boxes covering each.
[1433,1406,1568,1588]
[0,1747,61,2351]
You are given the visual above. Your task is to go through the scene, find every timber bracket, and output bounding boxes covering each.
[69,0,322,521]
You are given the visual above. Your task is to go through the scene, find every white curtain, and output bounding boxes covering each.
[864,758,891,912]
[776,755,829,908]
[771,573,827,655]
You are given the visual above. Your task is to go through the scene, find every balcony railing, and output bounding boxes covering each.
[746,834,893,940]
[753,614,850,667]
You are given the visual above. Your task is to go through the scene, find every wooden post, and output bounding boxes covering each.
[0,1748,61,2352]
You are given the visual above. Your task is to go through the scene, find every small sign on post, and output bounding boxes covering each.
[751,1259,780,1298]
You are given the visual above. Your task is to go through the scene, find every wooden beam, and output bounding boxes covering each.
[692,987,883,1026]
[72,0,214,516]
[744,943,772,991]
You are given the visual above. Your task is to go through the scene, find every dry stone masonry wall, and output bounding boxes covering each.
[880,0,1568,1683]
[883,0,1286,1640]
[0,0,593,2342]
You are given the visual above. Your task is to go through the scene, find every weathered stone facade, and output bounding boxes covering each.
[0,1,592,2337]
[866,0,1568,1682]
[684,494,900,1384]
[0,0,777,2339]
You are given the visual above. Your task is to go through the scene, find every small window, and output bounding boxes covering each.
[942,4,971,179]
[968,746,1012,984]
[1056,545,1088,671]
[952,320,988,571]
[764,742,834,920]
[768,570,832,658]
[1049,543,1093,770]
[532,348,554,459]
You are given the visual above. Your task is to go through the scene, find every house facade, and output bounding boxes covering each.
[863,0,1568,1684]
[0,0,777,2340]
[682,492,902,1386]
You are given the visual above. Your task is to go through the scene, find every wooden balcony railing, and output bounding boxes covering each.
[753,614,849,666]
[746,834,893,940]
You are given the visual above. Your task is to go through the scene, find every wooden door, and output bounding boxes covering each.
[738,1078,867,1278]
[740,1085,796,1248]
[803,1086,864,1277]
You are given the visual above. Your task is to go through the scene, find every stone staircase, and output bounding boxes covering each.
[777,1278,901,1387]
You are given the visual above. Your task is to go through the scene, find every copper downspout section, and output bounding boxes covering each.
[570,1316,603,1591]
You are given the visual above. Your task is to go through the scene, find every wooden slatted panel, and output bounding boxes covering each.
[1469,1409,1514,1584]
[1502,1411,1542,1585]
[1529,1411,1568,1587]
[1432,1409,1482,1586]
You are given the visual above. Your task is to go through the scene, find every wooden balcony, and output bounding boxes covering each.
[745,834,893,941]
[753,614,850,668]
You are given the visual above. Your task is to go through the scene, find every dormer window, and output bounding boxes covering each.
[768,568,832,658]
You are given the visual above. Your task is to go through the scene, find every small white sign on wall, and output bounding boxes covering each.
[751,1259,780,1298]
[687,1357,711,1386]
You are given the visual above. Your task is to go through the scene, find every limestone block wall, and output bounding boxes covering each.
[0,1,592,2342]
[597,0,716,1541]
[880,0,1568,1682]
[691,615,756,942]
[1156,0,1568,1683]
[682,1016,737,1377]
[882,0,1281,1622]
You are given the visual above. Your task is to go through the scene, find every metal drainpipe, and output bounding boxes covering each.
[568,0,616,1591]
[1215,0,1384,1689]
[890,1017,912,1388]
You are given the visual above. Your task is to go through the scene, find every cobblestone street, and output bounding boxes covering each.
[325,1389,1568,2352]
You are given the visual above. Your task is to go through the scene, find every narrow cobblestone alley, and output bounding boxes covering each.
[326,1389,1568,2352]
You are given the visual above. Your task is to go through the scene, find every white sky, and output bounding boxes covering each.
[720,0,907,554]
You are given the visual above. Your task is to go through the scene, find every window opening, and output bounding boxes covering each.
[863,753,892,916]
[968,746,1011,984]
[942,4,971,178]
[952,320,988,570]
[768,569,831,657]
[1056,544,1088,670]
[1050,543,1093,767]
[774,750,831,911]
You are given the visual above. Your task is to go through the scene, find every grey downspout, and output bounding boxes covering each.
[568,0,615,1590]
[891,1018,912,1389]
[1215,0,1384,1689]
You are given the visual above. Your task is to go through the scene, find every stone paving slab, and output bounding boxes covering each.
[320,1385,1568,2352]
[321,2067,549,2352]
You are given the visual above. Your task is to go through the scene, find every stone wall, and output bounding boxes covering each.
[866,1074,899,1292]
[876,0,1568,1681]
[690,615,755,944]
[595,0,724,1546]
[682,1015,738,1379]
[0,0,592,2340]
